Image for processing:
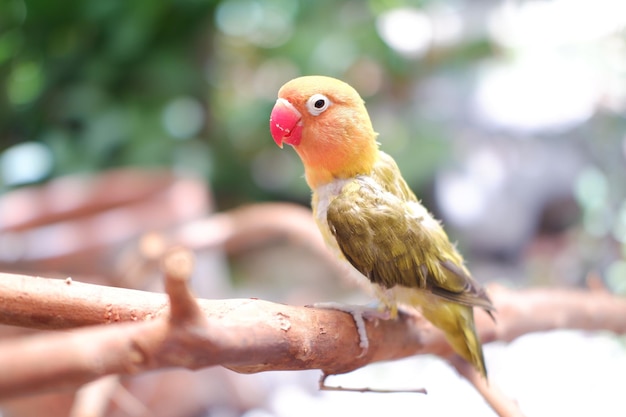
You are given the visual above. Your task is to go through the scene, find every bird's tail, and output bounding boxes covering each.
[422,302,487,379]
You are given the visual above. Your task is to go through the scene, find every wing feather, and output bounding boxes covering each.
[327,173,493,312]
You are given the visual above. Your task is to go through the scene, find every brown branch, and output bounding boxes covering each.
[0,273,169,329]
[2,189,620,416]
[1,271,626,407]
[69,375,121,417]
[161,247,205,327]
[451,356,526,417]
[173,203,327,256]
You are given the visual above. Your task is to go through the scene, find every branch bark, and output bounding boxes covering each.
[3,197,622,417]
[1,264,626,405]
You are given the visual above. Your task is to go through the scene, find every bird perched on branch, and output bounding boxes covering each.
[269,75,494,378]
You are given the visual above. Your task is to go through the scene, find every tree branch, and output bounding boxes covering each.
[3,197,622,417]
[451,356,525,417]
[1,263,626,405]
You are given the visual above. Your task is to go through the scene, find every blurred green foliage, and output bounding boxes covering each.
[0,0,474,205]
[0,0,218,187]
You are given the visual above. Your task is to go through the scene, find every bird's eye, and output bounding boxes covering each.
[306,94,331,116]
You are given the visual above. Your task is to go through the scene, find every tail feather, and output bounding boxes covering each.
[456,310,487,378]
[421,301,487,379]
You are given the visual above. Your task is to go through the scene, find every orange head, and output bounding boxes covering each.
[269,75,379,189]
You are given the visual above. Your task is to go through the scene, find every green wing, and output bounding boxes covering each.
[327,175,493,312]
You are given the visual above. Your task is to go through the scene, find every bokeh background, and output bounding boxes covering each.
[1,0,626,416]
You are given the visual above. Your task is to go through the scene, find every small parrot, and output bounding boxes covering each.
[269,75,494,378]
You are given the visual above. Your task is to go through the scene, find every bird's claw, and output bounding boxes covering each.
[311,302,394,357]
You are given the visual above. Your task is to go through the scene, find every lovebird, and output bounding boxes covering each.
[269,75,494,378]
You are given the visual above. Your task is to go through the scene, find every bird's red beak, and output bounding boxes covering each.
[270,98,303,148]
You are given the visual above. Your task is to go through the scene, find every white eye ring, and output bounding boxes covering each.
[306,94,331,116]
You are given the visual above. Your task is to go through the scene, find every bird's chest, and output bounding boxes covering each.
[312,178,350,257]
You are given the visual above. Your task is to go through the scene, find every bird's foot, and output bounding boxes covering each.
[310,302,393,357]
